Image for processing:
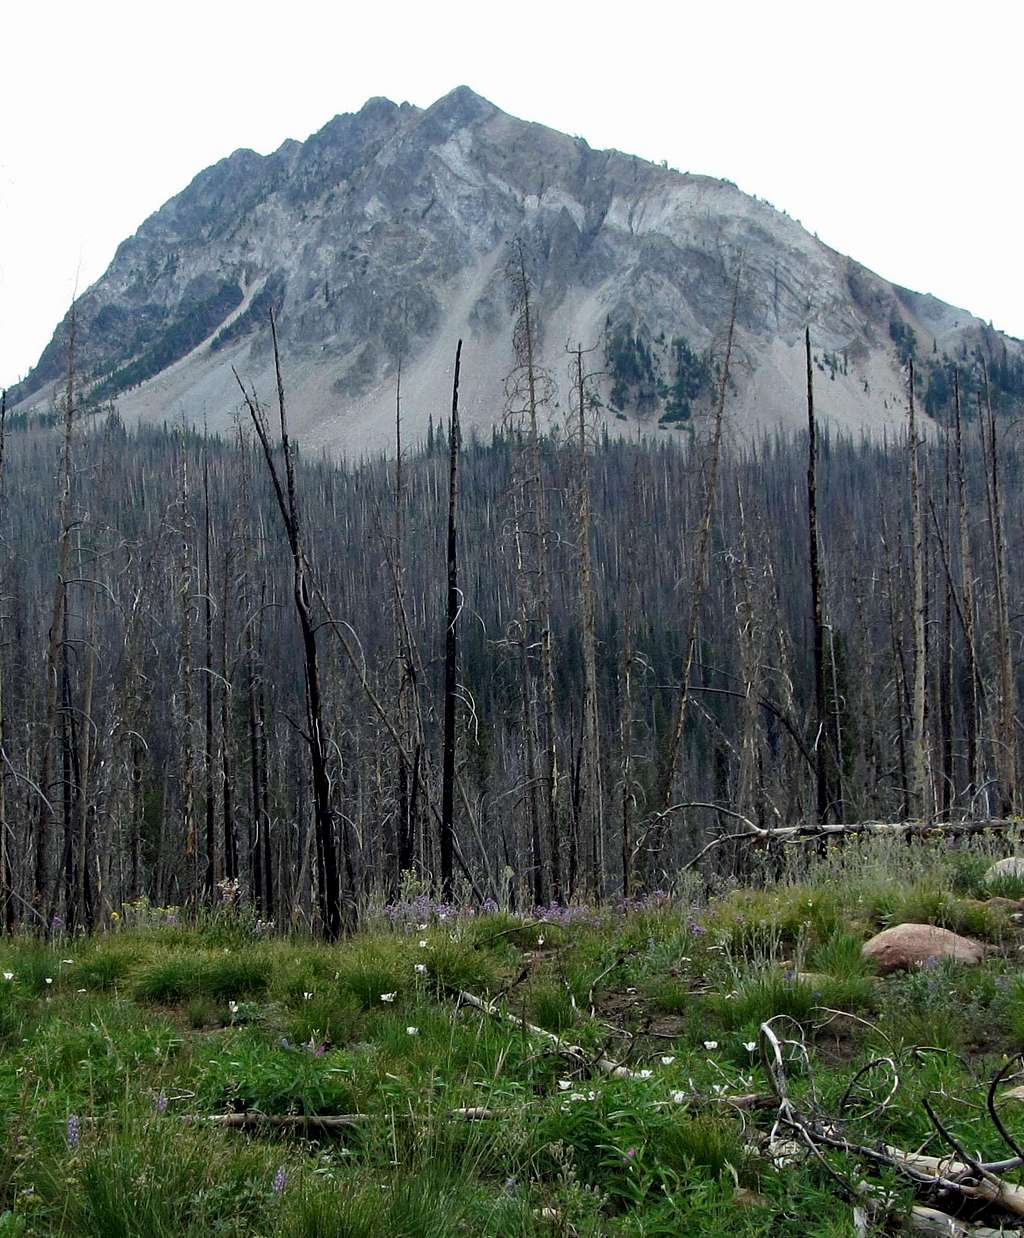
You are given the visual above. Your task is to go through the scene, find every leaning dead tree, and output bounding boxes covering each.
[235,311,349,938]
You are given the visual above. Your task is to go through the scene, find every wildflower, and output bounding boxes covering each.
[228,1001,239,1015]
[622,1147,637,1165]
[743,1041,757,1053]
[660,1055,675,1066]
[45,977,53,986]
[380,992,396,1003]
[414,963,427,975]
[557,1079,572,1091]
[312,1041,328,1058]
[110,911,120,922]
[303,992,312,1001]
[703,1040,718,1050]
[2,972,12,981]
[536,934,545,946]
[155,1093,168,1113]
[279,1038,291,1050]
[406,1026,418,1036]
[637,1069,653,1079]
[419,939,428,948]
[670,1090,688,1104]
[66,1115,80,1149]
[688,919,706,936]
[272,1166,288,1196]
[62,959,74,965]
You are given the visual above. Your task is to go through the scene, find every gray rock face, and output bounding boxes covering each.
[10,87,1023,455]
[861,923,985,974]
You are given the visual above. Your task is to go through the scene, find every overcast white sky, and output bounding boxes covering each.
[2,0,1021,390]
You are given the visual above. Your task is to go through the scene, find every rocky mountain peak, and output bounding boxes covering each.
[9,88,1022,453]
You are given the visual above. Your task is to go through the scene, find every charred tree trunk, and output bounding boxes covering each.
[440,341,463,901]
[805,327,831,824]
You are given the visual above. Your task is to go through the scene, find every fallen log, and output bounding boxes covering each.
[678,816,1021,872]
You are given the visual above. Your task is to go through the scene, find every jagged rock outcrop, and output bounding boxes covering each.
[9,86,1023,454]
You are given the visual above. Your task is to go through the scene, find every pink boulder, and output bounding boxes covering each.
[861,923,984,974]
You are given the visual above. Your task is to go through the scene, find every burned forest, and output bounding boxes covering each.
[0,321,1020,938]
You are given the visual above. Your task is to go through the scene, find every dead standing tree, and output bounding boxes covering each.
[568,342,605,897]
[504,237,562,903]
[440,341,463,900]
[36,305,78,917]
[907,359,929,819]
[805,327,832,824]
[235,311,350,938]
[649,271,740,876]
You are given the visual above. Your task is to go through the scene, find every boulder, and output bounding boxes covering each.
[861,923,984,974]
[985,896,1024,913]
[985,857,1024,884]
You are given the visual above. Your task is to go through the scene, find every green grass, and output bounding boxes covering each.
[6,836,1024,1234]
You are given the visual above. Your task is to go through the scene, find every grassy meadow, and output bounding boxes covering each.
[4,836,1024,1235]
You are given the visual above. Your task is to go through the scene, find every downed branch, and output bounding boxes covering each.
[181,1106,498,1132]
[759,1018,1024,1232]
[452,986,769,1107]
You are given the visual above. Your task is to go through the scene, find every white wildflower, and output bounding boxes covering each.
[414,963,427,974]
[62,959,74,965]
[418,940,428,948]
[2,972,12,982]
[228,1001,238,1014]
[557,1079,572,1091]
[536,934,545,946]
[703,1040,718,1050]
[45,978,53,986]
[660,1055,675,1066]
[303,992,312,1001]
[406,1026,419,1036]
[381,992,396,1003]
[743,1041,757,1053]
[637,1069,653,1079]
[670,1090,688,1104]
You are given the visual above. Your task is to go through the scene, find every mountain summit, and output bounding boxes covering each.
[10,88,1023,450]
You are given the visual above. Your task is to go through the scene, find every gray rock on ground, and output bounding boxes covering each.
[861,923,985,974]
[985,857,1024,884]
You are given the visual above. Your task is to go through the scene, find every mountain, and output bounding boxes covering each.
[9,86,1023,451]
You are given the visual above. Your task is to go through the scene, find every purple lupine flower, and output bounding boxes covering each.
[688,919,706,936]
[154,1093,168,1113]
[66,1115,80,1148]
[622,1146,637,1165]
[272,1166,288,1196]
[312,1041,327,1058]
